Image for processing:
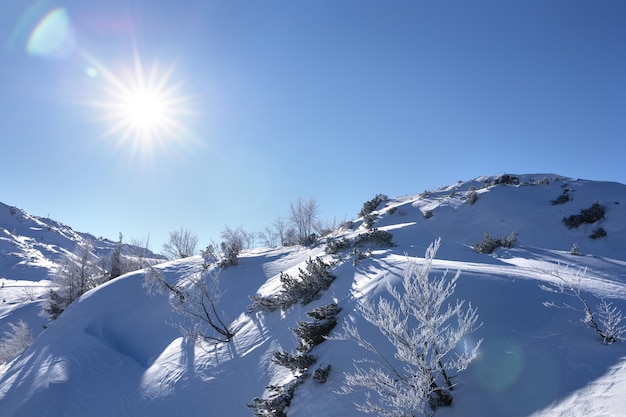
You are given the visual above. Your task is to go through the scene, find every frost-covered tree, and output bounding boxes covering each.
[0,320,33,363]
[144,265,234,345]
[161,228,198,259]
[43,241,104,320]
[219,225,256,267]
[334,239,482,416]
[540,265,625,344]
[109,233,124,279]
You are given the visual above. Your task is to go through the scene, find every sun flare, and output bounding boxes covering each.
[84,51,192,156]
[122,89,166,129]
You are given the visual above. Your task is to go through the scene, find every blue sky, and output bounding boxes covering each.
[1,0,625,251]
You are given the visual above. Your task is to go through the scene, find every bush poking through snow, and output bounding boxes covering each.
[313,364,332,383]
[251,304,338,416]
[472,231,518,254]
[325,237,351,255]
[359,194,389,219]
[466,188,478,205]
[0,320,33,364]
[563,202,605,228]
[540,265,625,344]
[248,257,336,312]
[271,351,317,371]
[551,188,571,205]
[292,303,341,352]
[589,227,607,240]
[353,229,394,248]
[362,213,378,229]
[333,239,482,416]
[325,230,394,256]
[247,378,306,417]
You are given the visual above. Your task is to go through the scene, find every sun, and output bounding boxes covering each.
[83,51,192,156]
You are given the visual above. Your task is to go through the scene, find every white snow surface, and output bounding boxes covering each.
[1,174,626,417]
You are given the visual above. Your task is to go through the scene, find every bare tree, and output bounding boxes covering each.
[273,216,287,246]
[289,197,319,245]
[162,228,198,260]
[333,239,481,416]
[144,265,234,345]
[258,225,279,248]
[126,235,155,271]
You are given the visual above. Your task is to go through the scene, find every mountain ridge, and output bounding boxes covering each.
[1,173,626,417]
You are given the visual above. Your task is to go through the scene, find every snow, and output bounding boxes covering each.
[1,173,626,416]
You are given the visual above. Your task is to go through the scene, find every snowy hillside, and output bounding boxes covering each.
[1,174,626,417]
[0,203,164,338]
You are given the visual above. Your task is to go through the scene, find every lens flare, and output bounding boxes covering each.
[26,8,76,58]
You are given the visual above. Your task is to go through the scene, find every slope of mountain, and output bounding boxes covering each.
[1,174,625,417]
[0,202,165,337]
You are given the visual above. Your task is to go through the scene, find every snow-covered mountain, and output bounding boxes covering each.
[1,174,625,417]
[0,203,165,337]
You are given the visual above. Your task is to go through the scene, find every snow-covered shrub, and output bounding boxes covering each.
[353,228,394,247]
[362,213,378,229]
[0,320,33,364]
[359,194,389,219]
[488,174,520,186]
[218,225,249,267]
[248,257,336,312]
[540,265,625,344]
[292,303,341,352]
[551,187,571,205]
[589,227,607,240]
[248,294,282,313]
[351,247,368,266]
[280,257,336,306]
[423,209,433,219]
[271,350,317,371]
[570,243,581,256]
[563,202,605,228]
[251,304,339,416]
[313,364,331,383]
[466,188,478,205]
[334,239,482,416]
[325,237,351,254]
[219,242,241,268]
[472,231,518,254]
[248,378,306,417]
[596,300,626,344]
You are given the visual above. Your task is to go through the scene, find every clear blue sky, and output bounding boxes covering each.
[1,0,625,251]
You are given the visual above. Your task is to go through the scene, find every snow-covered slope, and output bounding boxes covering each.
[1,174,625,417]
[0,202,165,339]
